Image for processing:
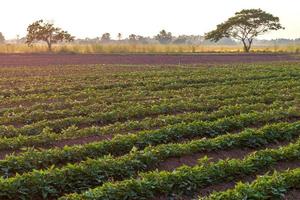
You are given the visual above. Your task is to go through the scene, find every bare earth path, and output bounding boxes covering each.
[0,53,298,66]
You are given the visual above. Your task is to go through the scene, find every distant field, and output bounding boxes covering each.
[0,43,300,54]
[0,53,299,66]
[0,62,300,199]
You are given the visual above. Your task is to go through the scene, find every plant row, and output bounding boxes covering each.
[0,108,297,178]
[1,70,298,118]
[0,90,295,138]
[0,100,288,151]
[1,119,300,199]
[2,77,297,125]
[60,137,300,200]
[202,168,300,200]
[2,67,298,98]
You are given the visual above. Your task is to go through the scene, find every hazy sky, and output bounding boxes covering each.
[1,0,299,40]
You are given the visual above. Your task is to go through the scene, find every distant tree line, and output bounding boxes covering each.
[2,30,299,47]
[0,9,296,52]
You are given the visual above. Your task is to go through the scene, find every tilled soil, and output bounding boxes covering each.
[0,53,298,66]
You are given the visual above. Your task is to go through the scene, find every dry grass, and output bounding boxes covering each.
[0,43,299,54]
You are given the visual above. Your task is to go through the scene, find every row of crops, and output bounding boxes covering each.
[0,63,300,199]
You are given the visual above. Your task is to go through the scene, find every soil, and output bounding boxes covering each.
[157,141,291,171]
[285,190,300,200]
[0,53,298,66]
[50,134,113,148]
[0,134,113,160]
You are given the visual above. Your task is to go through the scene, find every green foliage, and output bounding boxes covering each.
[60,138,300,200]
[203,168,300,200]
[0,108,294,178]
[1,63,300,199]
[0,120,300,199]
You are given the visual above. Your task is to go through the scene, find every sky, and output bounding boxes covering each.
[1,0,299,40]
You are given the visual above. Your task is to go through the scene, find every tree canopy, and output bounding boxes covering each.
[26,20,74,51]
[205,9,284,52]
[155,30,172,44]
[101,33,111,42]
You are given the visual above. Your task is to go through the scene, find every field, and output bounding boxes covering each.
[1,55,300,200]
[1,43,300,54]
[0,53,299,66]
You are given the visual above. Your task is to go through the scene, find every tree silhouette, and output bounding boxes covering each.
[101,33,111,42]
[205,9,284,52]
[155,30,172,44]
[26,20,74,51]
[117,33,122,41]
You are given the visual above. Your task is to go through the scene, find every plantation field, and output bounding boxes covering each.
[1,62,300,199]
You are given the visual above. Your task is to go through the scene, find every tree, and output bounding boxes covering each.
[101,33,111,42]
[129,34,137,43]
[155,29,172,44]
[128,34,148,44]
[117,33,122,41]
[173,35,188,44]
[205,9,284,52]
[26,20,74,51]
[0,32,5,44]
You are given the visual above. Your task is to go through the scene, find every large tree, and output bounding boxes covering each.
[26,20,74,51]
[205,9,284,52]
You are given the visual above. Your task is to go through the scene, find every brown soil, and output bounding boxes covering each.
[50,134,113,148]
[0,134,113,160]
[285,190,300,200]
[0,53,298,66]
[157,148,253,171]
[0,149,22,160]
[157,141,291,171]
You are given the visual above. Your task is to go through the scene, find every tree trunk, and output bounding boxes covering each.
[242,40,250,53]
[241,38,253,53]
[45,37,52,52]
[47,42,52,52]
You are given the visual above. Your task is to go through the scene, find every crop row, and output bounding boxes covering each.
[1,108,297,178]
[2,76,298,123]
[0,100,288,151]
[1,82,291,125]
[2,66,299,97]
[1,71,298,115]
[0,89,295,138]
[203,168,300,200]
[60,137,300,200]
[1,118,300,199]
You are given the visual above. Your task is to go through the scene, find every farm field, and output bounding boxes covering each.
[0,53,299,66]
[1,59,300,200]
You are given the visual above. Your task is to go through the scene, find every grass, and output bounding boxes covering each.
[0,43,300,54]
